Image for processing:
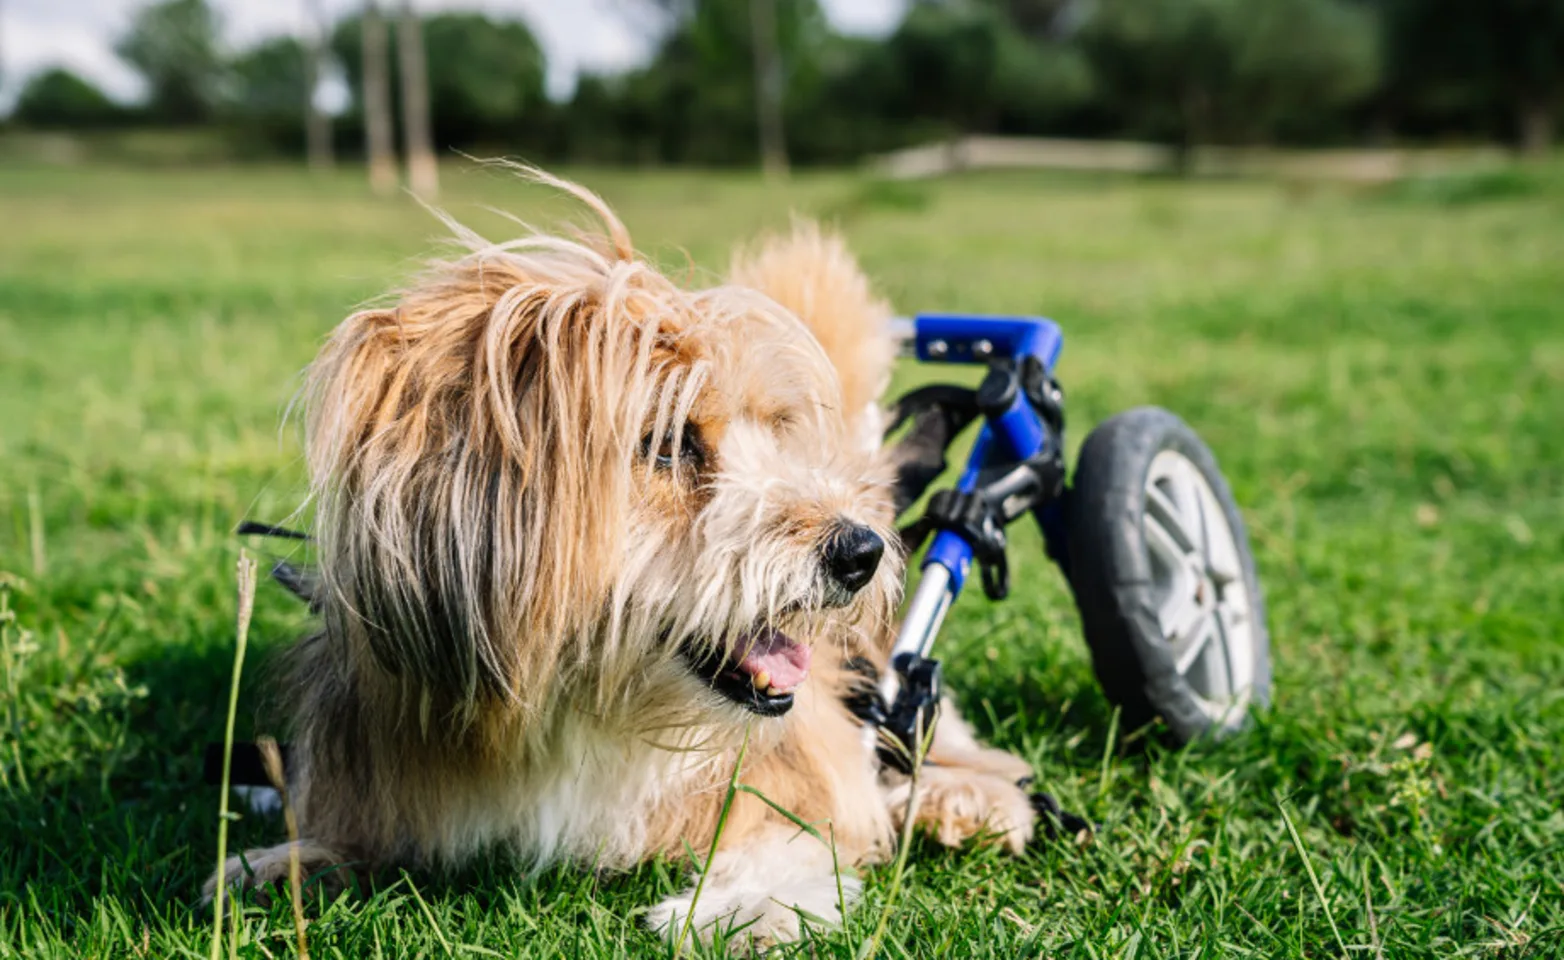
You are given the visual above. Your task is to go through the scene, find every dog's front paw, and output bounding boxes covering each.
[648,886,848,951]
[889,766,1036,855]
[647,832,858,950]
[201,841,350,905]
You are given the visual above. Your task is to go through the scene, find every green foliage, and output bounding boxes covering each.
[1,161,1562,957]
[228,36,309,121]
[1374,0,1564,151]
[1082,0,1380,151]
[7,0,1554,162]
[421,14,547,146]
[559,0,830,164]
[222,36,311,157]
[113,0,226,125]
[331,12,547,150]
[563,0,1091,165]
[880,0,1090,144]
[12,69,130,129]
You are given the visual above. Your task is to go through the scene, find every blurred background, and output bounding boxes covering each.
[1,0,1558,179]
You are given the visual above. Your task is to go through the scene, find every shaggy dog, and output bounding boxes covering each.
[215,170,1040,946]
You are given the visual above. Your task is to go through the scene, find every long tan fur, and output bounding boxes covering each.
[731,222,896,450]
[213,169,1036,949]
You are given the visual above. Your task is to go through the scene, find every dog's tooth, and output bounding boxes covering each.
[752,669,771,691]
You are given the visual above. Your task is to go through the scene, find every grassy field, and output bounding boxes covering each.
[2,161,1561,958]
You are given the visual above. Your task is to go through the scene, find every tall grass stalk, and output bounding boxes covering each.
[673,724,752,958]
[858,709,937,959]
[259,736,310,960]
[209,553,257,960]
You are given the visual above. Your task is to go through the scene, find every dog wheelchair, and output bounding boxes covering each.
[852,314,1271,780]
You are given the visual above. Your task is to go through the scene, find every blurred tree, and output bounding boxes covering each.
[114,0,225,125]
[569,0,1091,165]
[361,1,397,194]
[303,0,333,170]
[228,37,307,119]
[978,0,1076,38]
[1082,0,1378,160]
[1374,0,1562,154]
[885,1,1090,141]
[333,12,546,150]
[420,14,546,144]
[396,2,438,198]
[608,0,825,166]
[751,0,788,176]
[13,68,128,128]
[225,37,317,157]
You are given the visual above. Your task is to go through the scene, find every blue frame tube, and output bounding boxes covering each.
[888,314,1062,670]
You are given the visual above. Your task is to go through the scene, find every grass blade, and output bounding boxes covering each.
[210,552,258,960]
[674,724,751,958]
[858,706,937,960]
[1278,798,1348,957]
[407,873,454,957]
[259,736,310,960]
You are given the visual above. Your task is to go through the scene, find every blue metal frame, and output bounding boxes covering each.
[884,314,1067,683]
[915,314,1062,592]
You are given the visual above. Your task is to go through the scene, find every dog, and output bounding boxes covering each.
[213,169,1043,947]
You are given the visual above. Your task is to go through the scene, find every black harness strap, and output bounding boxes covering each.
[883,385,982,517]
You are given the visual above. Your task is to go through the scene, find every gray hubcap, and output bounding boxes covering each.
[1142,450,1255,726]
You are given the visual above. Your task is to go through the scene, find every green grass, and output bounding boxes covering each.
[2,161,1562,958]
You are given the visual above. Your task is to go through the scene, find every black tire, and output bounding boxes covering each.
[1066,407,1270,743]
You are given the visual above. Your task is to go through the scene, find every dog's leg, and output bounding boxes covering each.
[884,696,1039,854]
[647,828,857,950]
[924,695,1035,782]
[886,765,1037,854]
[203,840,351,904]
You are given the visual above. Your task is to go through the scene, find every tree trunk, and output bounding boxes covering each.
[361,1,397,195]
[303,0,333,171]
[1176,84,1212,175]
[750,0,788,178]
[397,1,439,200]
[1518,94,1556,157]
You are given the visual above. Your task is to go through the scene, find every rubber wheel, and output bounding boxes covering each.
[1066,407,1270,743]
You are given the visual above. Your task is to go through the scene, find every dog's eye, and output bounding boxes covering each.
[643,424,704,472]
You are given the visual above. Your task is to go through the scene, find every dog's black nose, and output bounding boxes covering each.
[823,524,885,594]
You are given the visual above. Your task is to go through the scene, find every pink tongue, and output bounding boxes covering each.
[735,627,811,694]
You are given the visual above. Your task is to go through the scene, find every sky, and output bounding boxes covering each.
[0,0,908,109]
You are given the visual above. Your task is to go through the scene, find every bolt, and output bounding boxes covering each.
[973,339,994,359]
[927,339,949,359]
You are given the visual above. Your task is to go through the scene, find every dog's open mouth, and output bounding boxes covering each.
[681,625,812,717]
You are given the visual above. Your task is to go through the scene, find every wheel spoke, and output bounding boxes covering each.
[1174,616,1216,675]
[1198,483,1243,583]
[1208,603,1237,696]
[1143,513,1192,571]
[1165,459,1208,557]
[1145,483,1199,555]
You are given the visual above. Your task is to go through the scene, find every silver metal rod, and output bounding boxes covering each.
[881,564,954,703]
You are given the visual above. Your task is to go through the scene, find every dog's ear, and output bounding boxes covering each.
[303,248,664,718]
[730,222,895,446]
